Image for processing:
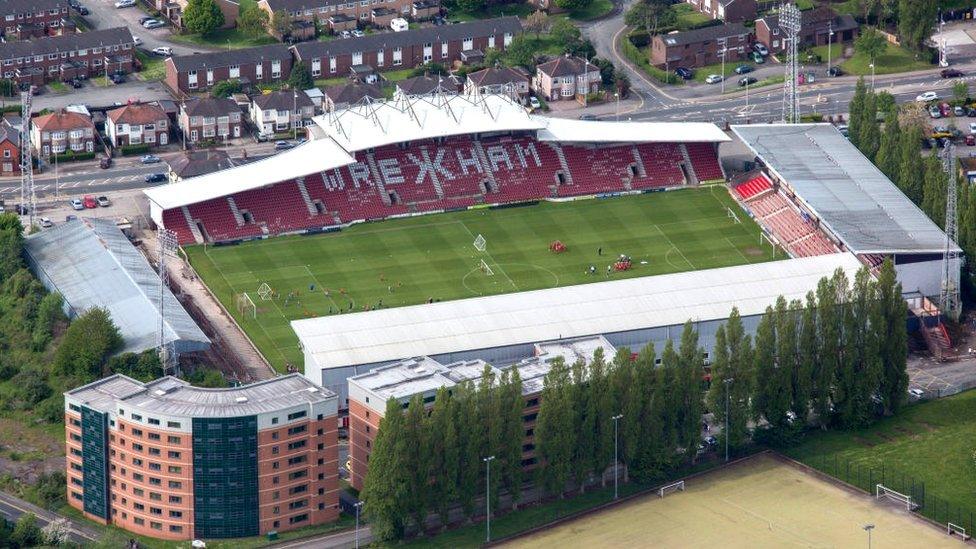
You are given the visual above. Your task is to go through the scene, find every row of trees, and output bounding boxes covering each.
[363,261,908,541]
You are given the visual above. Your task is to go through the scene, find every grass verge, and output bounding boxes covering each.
[168,28,276,49]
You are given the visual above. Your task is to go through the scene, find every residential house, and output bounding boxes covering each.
[0,27,134,86]
[755,7,858,52]
[464,66,529,97]
[322,81,382,111]
[394,73,460,97]
[0,118,21,175]
[257,0,439,39]
[249,90,315,138]
[165,44,292,95]
[650,22,752,68]
[153,0,238,31]
[178,97,243,143]
[532,55,600,102]
[30,109,95,157]
[106,102,169,148]
[683,0,757,24]
[0,0,73,40]
[291,17,521,78]
[167,149,240,182]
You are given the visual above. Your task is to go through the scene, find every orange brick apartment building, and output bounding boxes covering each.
[64,374,339,541]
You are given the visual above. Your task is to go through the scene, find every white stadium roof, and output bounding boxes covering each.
[732,124,957,255]
[142,138,355,210]
[534,117,730,143]
[293,252,863,372]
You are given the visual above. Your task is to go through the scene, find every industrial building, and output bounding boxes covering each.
[64,374,339,540]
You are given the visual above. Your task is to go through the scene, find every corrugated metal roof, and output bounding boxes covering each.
[24,218,209,355]
[732,124,958,254]
[536,118,730,144]
[295,253,863,372]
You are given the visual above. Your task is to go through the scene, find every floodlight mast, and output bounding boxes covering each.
[780,3,802,123]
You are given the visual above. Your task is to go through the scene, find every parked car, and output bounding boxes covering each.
[109,72,125,84]
[908,388,924,399]
[970,122,976,135]
[114,0,134,7]
[144,173,167,183]
[140,154,161,164]
[704,74,723,84]
[578,114,597,120]
[967,134,975,146]
[351,29,365,38]
[752,51,765,64]
[733,64,753,74]
[836,124,849,137]
[69,78,82,88]
[955,105,966,117]
[274,141,293,151]
[82,196,97,209]
[70,198,84,210]
[99,156,112,169]
[940,102,952,117]
[827,66,843,77]
[528,96,541,110]
[39,217,52,228]
[738,76,757,87]
[929,105,942,118]
[704,435,718,447]
[916,91,939,102]
[143,19,165,29]
[968,108,976,117]
[151,46,173,56]
[96,196,111,207]
[73,4,89,14]
[138,16,154,24]
[339,30,351,39]
[132,36,142,46]
[674,67,694,80]
[941,68,964,78]
[753,42,769,56]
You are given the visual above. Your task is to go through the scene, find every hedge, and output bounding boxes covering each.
[119,143,151,156]
[628,30,650,48]
[51,151,95,163]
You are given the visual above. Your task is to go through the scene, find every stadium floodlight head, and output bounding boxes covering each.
[780,2,802,123]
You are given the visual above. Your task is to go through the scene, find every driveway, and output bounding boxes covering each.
[80,0,215,56]
[34,78,173,110]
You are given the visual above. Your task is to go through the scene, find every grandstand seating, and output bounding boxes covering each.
[163,133,724,244]
[740,182,838,259]
[734,175,772,200]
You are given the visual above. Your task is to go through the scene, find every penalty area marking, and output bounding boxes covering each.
[461,263,560,297]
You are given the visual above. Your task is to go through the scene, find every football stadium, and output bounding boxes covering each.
[142,93,958,404]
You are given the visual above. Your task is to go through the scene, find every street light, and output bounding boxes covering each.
[483,455,496,543]
[353,501,364,549]
[869,63,876,90]
[723,378,733,462]
[719,46,727,95]
[614,92,619,122]
[863,523,875,549]
[826,21,835,79]
[292,88,298,141]
[611,414,623,499]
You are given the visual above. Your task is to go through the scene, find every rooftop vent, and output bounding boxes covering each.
[235,396,248,403]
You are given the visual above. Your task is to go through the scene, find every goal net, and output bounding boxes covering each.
[876,484,918,511]
[948,523,970,540]
[236,293,256,319]
[257,282,274,301]
[479,259,494,276]
[473,233,487,252]
[658,480,684,498]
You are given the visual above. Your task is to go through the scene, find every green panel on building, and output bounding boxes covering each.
[192,416,259,538]
[80,406,109,520]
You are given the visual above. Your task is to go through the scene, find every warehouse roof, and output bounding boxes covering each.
[732,124,958,254]
[294,253,862,372]
[24,218,209,355]
[66,373,336,417]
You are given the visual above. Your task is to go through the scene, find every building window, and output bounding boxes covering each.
[287,410,307,421]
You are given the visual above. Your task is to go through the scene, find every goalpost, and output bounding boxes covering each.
[876,484,918,511]
[236,293,256,320]
[473,233,487,253]
[658,480,684,498]
[948,523,970,540]
[479,259,494,276]
[727,206,741,224]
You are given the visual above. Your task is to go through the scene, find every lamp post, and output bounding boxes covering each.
[719,46,727,95]
[723,378,733,462]
[614,92,619,122]
[612,414,623,499]
[483,455,496,543]
[292,88,298,141]
[863,523,875,549]
[353,501,364,549]
[826,21,834,78]
[869,63,876,90]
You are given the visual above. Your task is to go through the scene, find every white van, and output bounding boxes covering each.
[390,18,408,32]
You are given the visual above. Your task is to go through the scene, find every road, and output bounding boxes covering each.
[0,491,100,544]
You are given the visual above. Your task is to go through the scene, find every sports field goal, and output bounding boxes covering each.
[727,207,741,224]
[658,480,685,498]
[473,233,487,252]
[236,293,256,319]
[948,522,971,540]
[876,484,918,511]
[257,282,274,301]
[479,259,494,276]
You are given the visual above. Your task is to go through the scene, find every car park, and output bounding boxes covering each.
[738,76,757,86]
[96,196,111,207]
[674,67,694,80]
[39,217,52,228]
[145,173,167,183]
[274,141,293,151]
[83,196,97,209]
[152,46,173,56]
[753,43,768,56]
[733,64,753,74]
[70,198,84,210]
[140,154,161,164]
[916,91,938,102]
[941,68,964,78]
[114,0,134,7]
[529,96,541,109]
[704,74,723,84]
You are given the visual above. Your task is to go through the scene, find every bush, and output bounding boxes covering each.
[627,30,650,48]
[119,143,150,156]
[620,34,681,85]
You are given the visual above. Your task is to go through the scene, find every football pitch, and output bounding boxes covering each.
[508,453,957,548]
[185,187,783,372]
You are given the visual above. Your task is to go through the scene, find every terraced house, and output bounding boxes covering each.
[0,0,74,39]
[64,374,340,541]
[0,27,134,86]
[165,44,292,95]
[257,0,439,37]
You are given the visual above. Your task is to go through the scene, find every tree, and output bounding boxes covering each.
[898,0,936,52]
[875,109,900,178]
[550,18,582,52]
[362,398,409,541]
[535,357,574,496]
[752,306,791,438]
[875,91,896,115]
[855,27,887,65]
[897,125,925,204]
[475,365,501,511]
[52,307,122,381]
[32,291,64,351]
[614,69,631,98]
[184,367,227,387]
[426,386,455,525]
[0,213,24,283]
[848,78,867,149]
[875,259,908,415]
[10,514,42,548]
[796,292,818,422]
[182,0,225,36]
[106,350,162,382]
[624,0,676,37]
[524,10,551,38]
[554,0,591,11]
[211,79,243,99]
[43,517,70,546]
[674,321,704,461]
[834,268,882,430]
[237,6,269,36]
[954,80,970,105]
[502,34,535,70]
[569,358,592,491]
[288,61,314,90]
[401,395,429,532]
[453,382,480,519]
[857,92,880,159]
[409,62,447,78]
[499,368,523,508]
[921,154,946,225]
[271,10,292,38]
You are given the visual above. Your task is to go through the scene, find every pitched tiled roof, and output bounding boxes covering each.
[0,27,133,60]
[324,81,383,104]
[168,43,291,73]
[536,56,598,78]
[181,97,239,117]
[168,149,240,179]
[107,103,167,125]
[467,66,528,87]
[396,74,460,94]
[758,7,857,33]
[33,110,93,131]
[251,89,315,110]
[657,22,750,46]
[0,0,68,17]
[292,17,522,61]
[0,118,20,147]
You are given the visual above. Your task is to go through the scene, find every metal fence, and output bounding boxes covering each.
[810,454,975,537]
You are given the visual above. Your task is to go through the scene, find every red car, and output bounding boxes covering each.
[82,195,97,209]
[940,102,952,117]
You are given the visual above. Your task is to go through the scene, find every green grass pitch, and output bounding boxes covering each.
[185,187,784,372]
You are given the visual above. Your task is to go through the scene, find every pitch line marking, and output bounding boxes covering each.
[725,236,752,263]
[456,221,519,292]
[654,225,696,270]
[304,265,343,312]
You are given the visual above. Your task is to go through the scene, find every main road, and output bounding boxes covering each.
[0,491,100,545]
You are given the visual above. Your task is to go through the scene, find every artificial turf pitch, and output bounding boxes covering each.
[185,187,783,372]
